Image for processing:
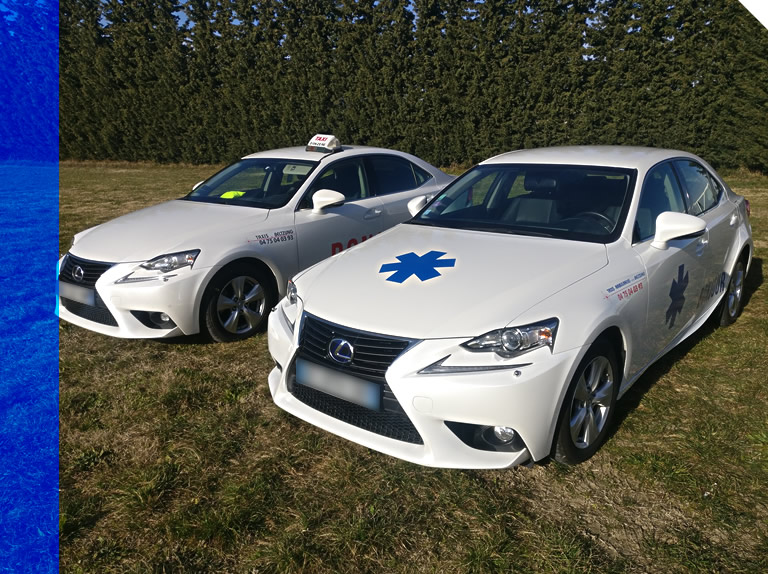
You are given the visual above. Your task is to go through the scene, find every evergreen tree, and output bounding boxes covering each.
[56,0,768,170]
[331,0,417,150]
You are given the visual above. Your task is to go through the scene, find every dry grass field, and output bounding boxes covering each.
[59,161,767,573]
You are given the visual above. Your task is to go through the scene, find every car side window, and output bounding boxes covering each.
[413,163,432,186]
[674,160,721,216]
[299,159,369,209]
[634,163,686,243]
[367,155,431,196]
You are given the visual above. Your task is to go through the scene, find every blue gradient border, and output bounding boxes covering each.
[0,1,59,571]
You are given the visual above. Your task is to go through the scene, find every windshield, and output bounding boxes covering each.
[182,158,317,208]
[410,164,636,243]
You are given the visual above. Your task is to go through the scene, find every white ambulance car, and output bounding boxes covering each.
[268,146,752,468]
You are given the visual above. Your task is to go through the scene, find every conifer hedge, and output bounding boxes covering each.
[60,0,768,171]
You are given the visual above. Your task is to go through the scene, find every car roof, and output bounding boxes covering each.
[241,145,404,162]
[482,146,701,172]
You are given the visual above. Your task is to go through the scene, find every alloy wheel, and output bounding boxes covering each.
[569,356,614,449]
[216,275,266,335]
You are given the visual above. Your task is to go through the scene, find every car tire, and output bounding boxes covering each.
[553,340,619,465]
[202,263,275,343]
[718,258,746,327]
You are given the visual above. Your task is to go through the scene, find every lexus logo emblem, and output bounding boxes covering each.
[328,338,354,365]
[72,265,85,283]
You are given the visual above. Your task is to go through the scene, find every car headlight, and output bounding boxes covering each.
[115,249,200,284]
[463,318,559,358]
[286,279,298,305]
[280,280,300,330]
[140,250,200,272]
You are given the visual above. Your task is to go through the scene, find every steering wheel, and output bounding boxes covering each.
[574,211,614,231]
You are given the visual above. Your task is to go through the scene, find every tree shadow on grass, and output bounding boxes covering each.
[608,256,763,440]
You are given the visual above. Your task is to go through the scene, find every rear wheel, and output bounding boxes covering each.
[554,341,619,465]
[202,263,275,342]
[718,258,746,326]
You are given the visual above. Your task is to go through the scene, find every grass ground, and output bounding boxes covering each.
[59,162,767,572]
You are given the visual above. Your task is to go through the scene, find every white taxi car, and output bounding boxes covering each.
[57,135,454,341]
[268,146,752,468]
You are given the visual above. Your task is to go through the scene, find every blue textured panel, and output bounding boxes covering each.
[0,1,59,571]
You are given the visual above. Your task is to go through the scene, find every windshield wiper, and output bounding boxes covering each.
[408,219,554,237]
[451,224,552,237]
[497,228,554,238]
[407,219,451,228]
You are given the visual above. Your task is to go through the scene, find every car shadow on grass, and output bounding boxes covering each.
[608,256,763,442]
[154,332,213,346]
[740,255,762,311]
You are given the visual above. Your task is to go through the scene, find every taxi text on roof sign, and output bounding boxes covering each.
[306,134,341,153]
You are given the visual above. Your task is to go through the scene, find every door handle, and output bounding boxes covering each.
[730,213,739,227]
[695,233,709,257]
[364,209,383,220]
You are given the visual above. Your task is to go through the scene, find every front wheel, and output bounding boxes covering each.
[202,264,275,342]
[554,341,619,465]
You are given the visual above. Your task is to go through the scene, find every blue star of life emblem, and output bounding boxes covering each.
[666,263,689,328]
[379,251,456,283]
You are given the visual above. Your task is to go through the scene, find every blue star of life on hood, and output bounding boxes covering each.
[379,251,456,283]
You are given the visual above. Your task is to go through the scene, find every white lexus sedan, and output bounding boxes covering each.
[57,135,453,341]
[268,146,753,468]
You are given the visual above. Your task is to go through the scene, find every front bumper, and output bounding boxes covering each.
[57,255,214,338]
[267,302,583,468]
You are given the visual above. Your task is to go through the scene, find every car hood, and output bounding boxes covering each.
[298,224,608,339]
[70,200,269,263]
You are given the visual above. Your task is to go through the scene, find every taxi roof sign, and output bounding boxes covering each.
[306,134,341,153]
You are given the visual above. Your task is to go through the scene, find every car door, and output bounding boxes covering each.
[673,159,738,312]
[294,157,385,269]
[630,161,710,371]
[365,154,443,229]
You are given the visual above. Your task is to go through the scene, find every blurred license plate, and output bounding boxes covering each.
[59,281,95,306]
[295,359,381,411]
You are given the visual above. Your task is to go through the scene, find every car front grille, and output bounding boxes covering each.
[59,254,114,287]
[292,313,422,444]
[292,382,423,444]
[298,313,411,382]
[60,295,118,327]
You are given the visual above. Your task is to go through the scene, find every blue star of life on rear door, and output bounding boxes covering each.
[379,251,456,283]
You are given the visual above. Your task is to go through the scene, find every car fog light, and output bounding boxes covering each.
[149,311,176,328]
[493,426,517,443]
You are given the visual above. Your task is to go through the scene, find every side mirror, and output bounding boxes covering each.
[651,212,706,250]
[407,195,428,217]
[192,180,205,191]
[312,189,346,213]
